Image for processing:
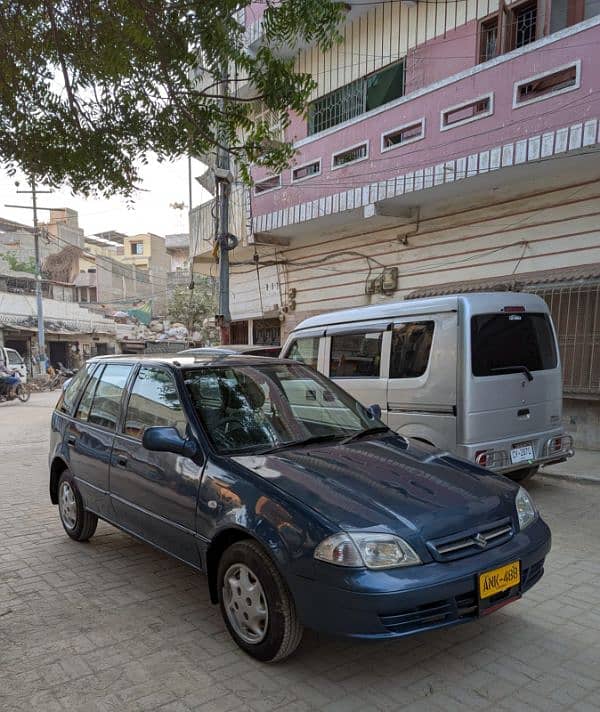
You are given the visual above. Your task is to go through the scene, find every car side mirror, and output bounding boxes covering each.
[367,404,382,420]
[142,426,199,459]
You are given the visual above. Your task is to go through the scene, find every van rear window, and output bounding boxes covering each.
[471,312,557,377]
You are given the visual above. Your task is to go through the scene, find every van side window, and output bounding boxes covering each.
[76,364,132,430]
[330,332,382,378]
[285,337,319,369]
[124,367,187,439]
[56,363,97,415]
[390,321,435,378]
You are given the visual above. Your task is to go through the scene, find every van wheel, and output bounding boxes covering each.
[218,540,303,663]
[57,470,98,541]
[508,466,539,482]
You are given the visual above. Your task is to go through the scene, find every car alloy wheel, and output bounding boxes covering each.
[59,480,78,531]
[222,563,269,644]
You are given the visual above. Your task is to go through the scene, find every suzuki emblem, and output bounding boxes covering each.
[473,533,488,548]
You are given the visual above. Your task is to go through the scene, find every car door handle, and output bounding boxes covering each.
[67,435,76,445]
[116,455,128,467]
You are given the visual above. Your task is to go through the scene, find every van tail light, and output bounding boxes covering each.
[475,449,509,469]
[543,435,574,457]
[502,306,526,313]
[475,450,490,467]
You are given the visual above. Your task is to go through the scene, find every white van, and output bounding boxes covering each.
[0,346,28,383]
[281,292,573,481]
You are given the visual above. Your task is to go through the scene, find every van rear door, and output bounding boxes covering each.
[464,305,561,455]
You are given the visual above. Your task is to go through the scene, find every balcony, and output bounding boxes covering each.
[250,17,600,240]
[241,0,376,59]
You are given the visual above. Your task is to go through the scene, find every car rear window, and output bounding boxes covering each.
[471,312,557,377]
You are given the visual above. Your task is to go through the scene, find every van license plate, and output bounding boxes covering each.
[510,445,534,464]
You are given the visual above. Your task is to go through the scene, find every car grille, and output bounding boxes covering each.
[427,518,514,562]
[379,560,544,635]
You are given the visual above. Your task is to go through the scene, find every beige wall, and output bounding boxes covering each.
[225,178,600,337]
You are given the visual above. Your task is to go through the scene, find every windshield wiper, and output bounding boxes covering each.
[261,433,345,454]
[490,365,534,381]
[340,425,390,445]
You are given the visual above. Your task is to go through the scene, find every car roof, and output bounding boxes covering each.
[88,353,290,368]
[179,345,280,355]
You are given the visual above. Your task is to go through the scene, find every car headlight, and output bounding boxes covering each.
[515,487,537,530]
[314,532,421,569]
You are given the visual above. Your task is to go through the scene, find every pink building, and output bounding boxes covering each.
[193,1,600,446]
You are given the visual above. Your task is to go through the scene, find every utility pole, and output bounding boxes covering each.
[30,177,45,365]
[6,176,52,373]
[214,64,237,344]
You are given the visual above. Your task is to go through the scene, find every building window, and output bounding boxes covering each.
[330,332,382,378]
[253,318,280,346]
[381,119,425,152]
[332,142,368,170]
[254,175,281,195]
[509,1,538,49]
[479,16,499,62]
[440,94,494,131]
[307,61,405,136]
[513,62,580,108]
[291,159,321,183]
[131,241,144,255]
[551,0,600,31]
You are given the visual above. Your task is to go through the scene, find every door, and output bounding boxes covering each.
[386,314,457,450]
[464,309,561,448]
[67,363,133,518]
[327,326,388,414]
[110,365,203,566]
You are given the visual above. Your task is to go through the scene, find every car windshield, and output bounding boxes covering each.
[183,362,381,454]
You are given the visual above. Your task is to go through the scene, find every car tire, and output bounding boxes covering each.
[508,466,539,482]
[57,470,98,541]
[217,540,303,663]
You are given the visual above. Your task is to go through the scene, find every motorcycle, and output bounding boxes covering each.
[0,375,30,403]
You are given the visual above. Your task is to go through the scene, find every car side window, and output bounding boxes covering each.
[74,366,104,421]
[285,337,319,369]
[124,367,187,439]
[57,363,97,415]
[330,332,382,378]
[80,364,132,430]
[390,321,435,378]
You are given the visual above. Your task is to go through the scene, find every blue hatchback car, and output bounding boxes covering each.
[49,354,551,662]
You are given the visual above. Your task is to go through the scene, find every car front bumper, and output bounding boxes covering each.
[289,517,551,639]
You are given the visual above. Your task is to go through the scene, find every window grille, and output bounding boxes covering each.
[332,143,368,168]
[308,79,365,135]
[530,283,600,397]
[307,61,405,136]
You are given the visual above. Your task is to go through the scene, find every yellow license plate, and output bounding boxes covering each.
[479,561,520,599]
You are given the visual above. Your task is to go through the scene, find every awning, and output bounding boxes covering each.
[405,263,600,299]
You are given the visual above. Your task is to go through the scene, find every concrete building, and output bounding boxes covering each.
[193,3,600,446]
[41,208,85,249]
[0,269,117,369]
[165,233,191,293]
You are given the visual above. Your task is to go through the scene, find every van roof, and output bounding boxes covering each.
[292,292,549,331]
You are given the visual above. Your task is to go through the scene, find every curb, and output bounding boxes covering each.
[539,470,600,485]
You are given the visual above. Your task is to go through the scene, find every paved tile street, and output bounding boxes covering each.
[1,392,599,711]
